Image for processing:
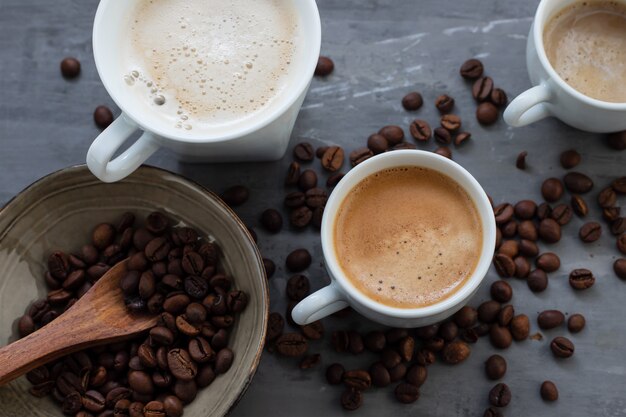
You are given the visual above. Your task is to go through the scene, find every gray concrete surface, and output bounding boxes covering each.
[1,0,625,416]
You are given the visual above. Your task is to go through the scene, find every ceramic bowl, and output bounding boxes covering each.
[0,165,268,416]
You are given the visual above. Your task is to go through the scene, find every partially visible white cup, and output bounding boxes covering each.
[292,150,496,328]
[87,0,321,183]
[503,0,626,132]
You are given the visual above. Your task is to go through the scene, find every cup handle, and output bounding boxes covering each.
[291,283,349,325]
[503,83,553,127]
[86,114,160,183]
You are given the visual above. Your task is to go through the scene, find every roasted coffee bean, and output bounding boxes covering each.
[491,281,512,303]
[290,206,313,228]
[494,254,515,278]
[120,270,140,295]
[536,252,560,272]
[29,381,55,398]
[568,314,586,333]
[540,381,559,402]
[406,121,432,145]
[514,200,537,219]
[318,146,344,172]
[611,218,626,235]
[434,146,452,159]
[528,269,548,292]
[391,142,416,150]
[293,142,314,162]
[80,244,99,266]
[144,211,169,235]
[476,102,498,124]
[441,114,462,132]
[510,314,530,340]
[381,348,402,369]
[490,325,513,349]
[394,383,420,404]
[305,187,328,209]
[551,204,572,225]
[570,195,589,217]
[454,131,472,146]
[48,251,70,280]
[560,149,581,169]
[105,387,132,408]
[598,187,617,208]
[314,56,334,76]
[18,314,35,337]
[326,363,345,385]
[460,59,484,79]
[128,371,154,395]
[490,88,508,107]
[285,162,301,186]
[619,233,626,254]
[60,56,81,78]
[550,336,575,358]
[539,218,561,243]
[300,320,324,340]
[343,370,371,390]
[299,353,321,370]
[285,248,311,272]
[349,147,374,166]
[402,91,423,111]
[298,169,318,191]
[536,202,552,220]
[61,391,83,414]
[569,268,595,290]
[501,220,517,238]
[608,131,626,150]
[181,251,204,276]
[513,257,530,278]
[362,331,386,352]
[364,134,389,156]
[538,310,565,329]
[385,328,409,344]
[442,341,470,364]
[149,326,175,345]
[473,77,494,101]
[133,228,155,251]
[434,127,452,144]
[368,362,390,387]
[341,387,362,411]
[129,401,144,417]
[276,333,308,357]
[498,305,514,327]
[435,94,455,113]
[388,363,408,382]
[613,177,626,194]
[266,312,285,342]
[94,105,114,129]
[542,178,564,202]
[516,151,528,169]
[489,383,511,407]
[158,396,182,417]
[259,209,283,234]
[82,390,106,413]
[143,401,165,417]
[172,379,198,404]
[498,240,519,258]
[579,222,602,243]
[379,125,405,145]
[325,172,344,188]
[454,306,477,328]
[404,365,427,388]
[138,271,156,300]
[138,344,157,368]
[519,239,539,257]
[167,349,197,380]
[225,290,247,313]
[483,407,504,417]
[195,365,216,388]
[47,288,73,305]
[184,276,209,299]
[614,258,626,279]
[188,337,214,363]
[311,206,324,229]
[286,274,310,301]
[414,325,439,341]
[212,329,229,350]
[478,300,501,323]
[26,366,50,385]
[564,172,594,193]
[494,203,514,225]
[485,355,507,380]
[145,237,170,262]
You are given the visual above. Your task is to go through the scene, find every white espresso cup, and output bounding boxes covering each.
[503,0,626,132]
[87,0,321,183]
[292,150,496,328]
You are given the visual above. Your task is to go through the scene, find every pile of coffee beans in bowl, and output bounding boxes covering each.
[15,211,247,417]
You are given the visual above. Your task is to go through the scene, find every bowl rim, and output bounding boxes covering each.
[0,164,269,416]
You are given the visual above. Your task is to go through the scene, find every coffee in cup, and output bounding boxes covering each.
[121,0,302,133]
[543,0,626,103]
[334,166,483,308]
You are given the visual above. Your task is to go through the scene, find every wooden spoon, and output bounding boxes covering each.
[0,259,158,386]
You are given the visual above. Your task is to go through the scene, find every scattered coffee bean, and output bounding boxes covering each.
[94,105,114,129]
[494,203,514,225]
[614,258,626,279]
[516,151,527,169]
[454,131,472,146]
[60,57,81,78]
[290,206,313,228]
[539,218,561,243]
[527,269,548,292]
[285,248,312,272]
[293,142,314,162]
[560,149,581,169]
[536,252,560,272]
[579,222,602,243]
[550,336,575,358]
[321,146,345,172]
[409,119,432,142]
[434,146,452,159]
[571,195,589,217]
[568,314,586,333]
[611,218,626,235]
[541,381,559,401]
[394,383,420,404]
[493,254,515,278]
[326,363,345,385]
[434,127,452,145]
[476,102,499,125]
[490,280,512,303]
[538,310,565,329]
[569,268,595,290]
[315,56,334,76]
[483,407,504,417]
[510,314,530,340]
[442,341,471,364]
[402,92,423,111]
[607,131,626,150]
[550,204,572,225]
[598,187,617,208]
[485,355,507,380]
[460,59,484,79]
[298,170,318,191]
[478,301,501,323]
[326,172,345,188]
[564,172,594,194]
[519,239,539,257]
[489,383,511,407]
[285,162,301,186]
[260,209,283,234]
[349,147,374,166]
[518,220,538,241]
[221,185,249,206]
[490,88,508,107]
[286,275,310,301]
[541,178,564,202]
[514,200,537,219]
[618,233,626,254]
[367,134,388,154]
[490,325,513,349]
[435,94,455,113]
[340,387,363,411]
[441,114,462,132]
[612,177,626,194]
[473,77,494,102]
[537,202,552,220]
[276,333,308,357]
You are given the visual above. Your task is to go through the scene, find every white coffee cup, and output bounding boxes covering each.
[503,0,626,133]
[292,150,496,328]
[87,0,321,183]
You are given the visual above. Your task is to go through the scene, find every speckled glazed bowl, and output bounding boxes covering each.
[0,165,268,416]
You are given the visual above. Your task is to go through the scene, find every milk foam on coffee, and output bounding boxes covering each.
[122,0,300,132]
[334,167,482,309]
[543,0,626,103]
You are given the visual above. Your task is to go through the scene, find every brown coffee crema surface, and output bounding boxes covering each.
[334,167,482,309]
[544,0,626,103]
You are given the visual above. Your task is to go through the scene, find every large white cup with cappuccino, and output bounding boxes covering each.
[87,0,321,183]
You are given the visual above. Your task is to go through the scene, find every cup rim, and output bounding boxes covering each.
[321,150,497,319]
[92,0,321,143]
[534,0,626,110]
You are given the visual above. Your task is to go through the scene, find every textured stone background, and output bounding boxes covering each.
[0,0,624,416]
